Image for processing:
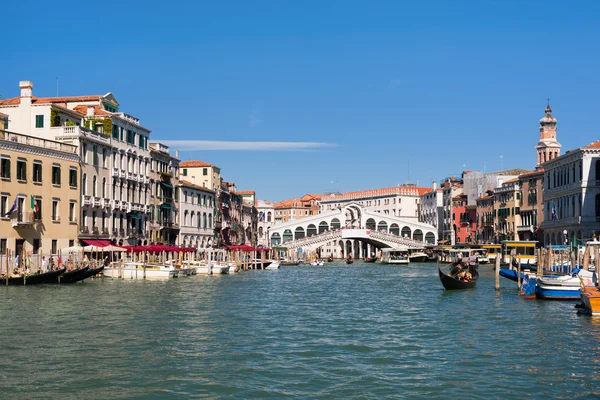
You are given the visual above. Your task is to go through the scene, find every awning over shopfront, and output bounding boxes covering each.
[82,239,112,247]
[161,204,172,209]
[161,182,173,188]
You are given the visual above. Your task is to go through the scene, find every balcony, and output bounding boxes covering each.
[112,228,119,236]
[51,125,110,145]
[92,227,99,235]
[113,168,120,178]
[120,201,128,211]
[82,195,91,206]
[93,196,101,207]
[81,227,89,234]
[517,225,533,232]
[102,228,109,235]
[102,198,111,208]
[11,212,35,227]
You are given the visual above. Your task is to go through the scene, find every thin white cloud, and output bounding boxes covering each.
[158,140,337,151]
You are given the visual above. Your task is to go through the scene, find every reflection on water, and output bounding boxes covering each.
[1,263,600,399]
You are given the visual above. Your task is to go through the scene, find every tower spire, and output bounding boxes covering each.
[536,101,561,167]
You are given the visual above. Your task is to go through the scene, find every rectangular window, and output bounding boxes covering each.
[33,239,40,253]
[34,198,42,220]
[0,157,10,179]
[0,194,7,216]
[16,159,26,181]
[35,115,44,128]
[3,117,8,130]
[51,165,61,185]
[69,201,76,223]
[203,168,208,176]
[33,162,42,183]
[0,239,6,254]
[103,149,107,168]
[51,240,57,255]
[183,168,187,176]
[112,124,119,139]
[69,239,74,247]
[69,168,77,187]
[93,145,98,166]
[52,200,59,221]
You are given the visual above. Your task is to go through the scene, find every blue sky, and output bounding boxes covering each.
[2,0,599,201]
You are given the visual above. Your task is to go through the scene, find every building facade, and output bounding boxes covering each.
[178,179,215,250]
[493,178,521,242]
[419,182,443,239]
[451,194,477,244]
[0,128,80,256]
[540,140,600,245]
[256,200,275,247]
[517,169,544,242]
[475,191,495,243]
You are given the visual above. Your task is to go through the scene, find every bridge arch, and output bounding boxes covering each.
[390,223,400,236]
[425,232,435,244]
[319,221,329,233]
[307,224,317,237]
[295,227,305,240]
[401,226,411,238]
[366,218,376,230]
[413,229,423,242]
[271,232,281,245]
[283,229,293,243]
[377,221,388,232]
[331,218,341,230]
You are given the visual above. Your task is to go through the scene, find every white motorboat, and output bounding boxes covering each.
[408,251,428,263]
[381,249,410,265]
[311,259,324,266]
[265,261,280,270]
[103,262,179,279]
[211,263,231,274]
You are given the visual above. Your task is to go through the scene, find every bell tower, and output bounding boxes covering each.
[536,102,562,166]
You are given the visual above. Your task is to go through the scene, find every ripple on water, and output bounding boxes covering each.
[1,263,600,398]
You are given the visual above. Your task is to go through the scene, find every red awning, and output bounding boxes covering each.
[83,239,112,247]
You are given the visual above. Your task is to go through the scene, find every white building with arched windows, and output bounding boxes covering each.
[541,140,600,245]
[256,199,275,247]
[178,179,215,252]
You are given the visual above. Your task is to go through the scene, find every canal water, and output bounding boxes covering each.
[1,263,600,399]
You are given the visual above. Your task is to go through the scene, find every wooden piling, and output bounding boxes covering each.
[5,249,9,286]
[495,250,501,291]
[517,257,522,289]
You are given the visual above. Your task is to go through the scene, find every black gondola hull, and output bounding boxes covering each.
[82,266,104,280]
[438,267,478,290]
[46,267,90,284]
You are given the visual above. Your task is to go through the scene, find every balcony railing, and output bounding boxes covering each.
[11,211,35,227]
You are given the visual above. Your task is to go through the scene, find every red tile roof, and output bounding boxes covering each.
[180,179,214,192]
[73,105,111,116]
[0,95,103,106]
[519,168,544,177]
[504,178,519,184]
[237,190,255,195]
[585,140,600,149]
[180,160,213,167]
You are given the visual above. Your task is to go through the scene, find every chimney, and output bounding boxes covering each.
[19,81,33,105]
[192,176,195,185]
[432,181,437,191]
[87,106,95,117]
[175,150,179,158]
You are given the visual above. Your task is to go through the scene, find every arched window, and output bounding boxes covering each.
[267,211,272,222]
[102,177,106,198]
[203,213,207,229]
[82,173,87,196]
[208,214,212,228]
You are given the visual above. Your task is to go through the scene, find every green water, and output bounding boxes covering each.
[1,263,599,399]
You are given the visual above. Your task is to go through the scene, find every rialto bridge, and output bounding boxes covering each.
[268,202,437,259]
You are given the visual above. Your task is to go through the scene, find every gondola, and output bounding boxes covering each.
[327,256,334,262]
[1,268,67,286]
[438,265,478,290]
[346,258,354,264]
[82,265,104,280]
[364,257,377,263]
[46,267,90,284]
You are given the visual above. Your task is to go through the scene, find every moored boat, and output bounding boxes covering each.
[82,265,104,279]
[580,285,600,316]
[381,249,409,265]
[535,270,595,300]
[364,257,376,263]
[265,261,280,270]
[103,262,178,279]
[346,258,354,264]
[47,267,90,284]
[211,263,230,274]
[408,251,428,263]
[2,268,68,285]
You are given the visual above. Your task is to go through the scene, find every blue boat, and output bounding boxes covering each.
[499,268,527,282]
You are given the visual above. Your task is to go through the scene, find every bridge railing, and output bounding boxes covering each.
[278,227,434,249]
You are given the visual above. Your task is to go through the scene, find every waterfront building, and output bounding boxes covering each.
[493,178,521,242]
[419,182,443,239]
[0,80,159,247]
[274,194,321,223]
[517,169,544,242]
[179,160,221,191]
[451,194,477,244]
[475,191,495,243]
[256,200,275,247]
[149,143,180,245]
[0,128,80,255]
[178,179,215,250]
[441,177,464,245]
[540,140,600,245]
[319,185,427,219]
[463,169,525,206]
[239,191,258,247]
